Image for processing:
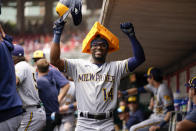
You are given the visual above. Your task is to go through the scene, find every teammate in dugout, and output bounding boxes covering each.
[117,96,144,130]
[50,20,145,131]
[36,58,70,131]
[0,25,23,131]
[120,67,174,131]
[176,77,196,131]
[12,44,46,131]
[32,50,70,103]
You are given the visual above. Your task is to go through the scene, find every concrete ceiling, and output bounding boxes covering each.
[100,0,196,75]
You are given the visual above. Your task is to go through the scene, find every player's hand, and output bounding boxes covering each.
[149,125,160,131]
[53,18,66,36]
[59,105,69,113]
[120,22,135,36]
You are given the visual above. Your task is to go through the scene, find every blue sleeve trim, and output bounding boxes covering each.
[53,34,61,44]
[121,90,128,96]
[127,35,145,72]
[138,86,146,93]
[69,104,74,109]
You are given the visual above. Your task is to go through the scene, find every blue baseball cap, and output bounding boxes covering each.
[185,77,196,89]
[12,44,24,57]
[144,67,162,77]
[71,0,82,26]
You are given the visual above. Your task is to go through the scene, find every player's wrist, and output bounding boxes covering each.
[127,33,136,38]
[53,34,61,44]
[69,104,74,109]
[121,90,128,96]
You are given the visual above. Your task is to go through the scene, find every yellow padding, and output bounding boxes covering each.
[56,2,69,17]
[147,67,154,76]
[33,50,44,59]
[82,21,119,54]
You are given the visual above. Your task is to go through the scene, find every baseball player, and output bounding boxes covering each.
[36,58,70,131]
[50,19,145,131]
[121,67,174,131]
[32,50,46,63]
[12,44,46,131]
[32,50,69,96]
[176,77,196,131]
[32,50,57,70]
[58,80,77,131]
[0,25,23,131]
[117,96,144,131]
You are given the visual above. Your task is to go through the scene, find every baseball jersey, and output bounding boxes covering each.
[126,109,144,129]
[49,67,69,93]
[64,58,130,113]
[15,61,40,108]
[185,105,196,123]
[37,69,69,120]
[0,37,23,122]
[61,81,76,114]
[145,83,173,117]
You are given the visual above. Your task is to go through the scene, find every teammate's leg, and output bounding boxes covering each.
[18,108,46,131]
[129,117,162,131]
[0,115,22,131]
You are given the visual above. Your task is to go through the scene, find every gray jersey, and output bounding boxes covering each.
[145,83,173,117]
[15,61,40,107]
[64,59,130,113]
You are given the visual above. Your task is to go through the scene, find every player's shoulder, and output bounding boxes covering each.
[108,59,129,65]
[15,61,29,69]
[65,58,87,65]
[37,75,49,83]
[159,83,169,90]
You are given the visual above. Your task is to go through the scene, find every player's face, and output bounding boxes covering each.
[90,42,108,61]
[118,112,126,120]
[128,102,137,112]
[147,76,153,85]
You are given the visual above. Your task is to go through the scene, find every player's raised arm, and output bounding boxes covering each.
[120,22,145,72]
[50,19,66,72]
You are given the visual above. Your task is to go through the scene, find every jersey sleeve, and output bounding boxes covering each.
[144,84,155,93]
[185,109,196,123]
[15,64,26,84]
[160,86,173,107]
[52,68,69,88]
[3,35,14,51]
[64,59,79,79]
[114,59,130,79]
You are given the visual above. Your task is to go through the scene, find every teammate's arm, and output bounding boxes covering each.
[58,83,70,104]
[119,86,147,97]
[59,102,77,114]
[50,19,66,72]
[0,24,14,51]
[120,22,145,72]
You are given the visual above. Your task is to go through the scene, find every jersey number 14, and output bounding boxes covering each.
[103,87,113,101]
